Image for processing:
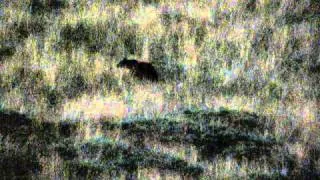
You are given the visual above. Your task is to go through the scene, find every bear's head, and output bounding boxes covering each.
[117,58,138,69]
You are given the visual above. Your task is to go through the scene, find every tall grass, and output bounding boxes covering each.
[0,0,319,178]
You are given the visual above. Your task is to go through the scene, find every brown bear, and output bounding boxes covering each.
[117,58,159,82]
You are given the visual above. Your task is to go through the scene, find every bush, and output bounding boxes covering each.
[55,64,88,99]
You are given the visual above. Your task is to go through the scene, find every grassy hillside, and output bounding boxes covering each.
[0,0,319,179]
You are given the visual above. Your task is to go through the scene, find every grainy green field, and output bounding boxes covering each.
[0,0,319,179]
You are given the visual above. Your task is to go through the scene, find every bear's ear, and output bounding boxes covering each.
[117,61,123,67]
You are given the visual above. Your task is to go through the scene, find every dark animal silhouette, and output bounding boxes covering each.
[117,58,159,82]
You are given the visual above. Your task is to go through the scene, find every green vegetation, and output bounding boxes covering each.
[1,0,319,179]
